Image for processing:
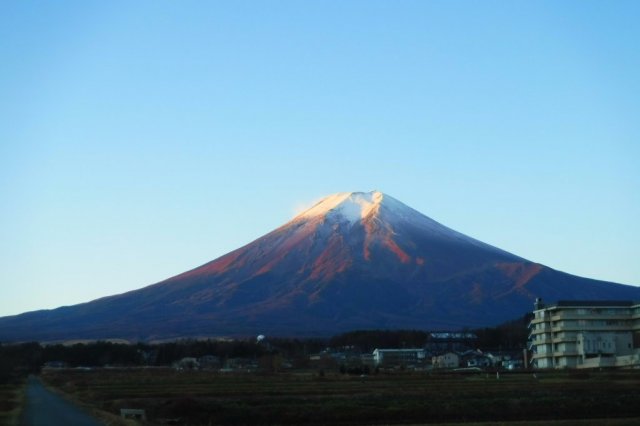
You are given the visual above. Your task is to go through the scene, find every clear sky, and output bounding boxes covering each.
[1,1,639,317]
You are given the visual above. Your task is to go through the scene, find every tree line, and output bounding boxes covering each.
[0,314,531,383]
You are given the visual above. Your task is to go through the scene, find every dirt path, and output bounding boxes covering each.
[20,375,103,426]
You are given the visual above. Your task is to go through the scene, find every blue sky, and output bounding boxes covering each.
[1,1,639,317]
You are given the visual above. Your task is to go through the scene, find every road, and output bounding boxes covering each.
[20,375,103,426]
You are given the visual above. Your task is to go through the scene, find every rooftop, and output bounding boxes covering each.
[552,300,636,308]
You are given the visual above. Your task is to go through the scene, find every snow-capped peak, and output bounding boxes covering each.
[292,191,514,257]
[296,191,384,223]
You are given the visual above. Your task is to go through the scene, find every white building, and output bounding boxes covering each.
[372,348,426,366]
[432,352,460,369]
[529,299,640,369]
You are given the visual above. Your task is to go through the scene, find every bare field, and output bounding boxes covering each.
[41,369,640,425]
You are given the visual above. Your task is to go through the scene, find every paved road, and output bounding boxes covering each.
[20,375,103,426]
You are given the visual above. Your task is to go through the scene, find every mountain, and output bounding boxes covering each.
[1,190,639,342]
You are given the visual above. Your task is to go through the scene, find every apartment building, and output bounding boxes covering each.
[529,299,640,369]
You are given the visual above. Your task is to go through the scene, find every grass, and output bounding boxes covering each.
[41,368,640,425]
[0,379,26,426]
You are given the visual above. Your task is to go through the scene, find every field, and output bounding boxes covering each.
[0,380,25,426]
[41,368,640,425]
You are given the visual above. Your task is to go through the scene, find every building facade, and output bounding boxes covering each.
[432,352,460,369]
[529,299,640,369]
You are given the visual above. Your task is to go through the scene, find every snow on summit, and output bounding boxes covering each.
[296,191,384,223]
[291,190,516,257]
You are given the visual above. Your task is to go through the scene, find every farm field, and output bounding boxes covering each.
[41,369,640,425]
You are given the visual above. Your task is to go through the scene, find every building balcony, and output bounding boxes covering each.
[529,326,552,335]
[551,312,631,321]
[551,325,630,333]
[528,331,550,340]
[552,337,577,344]
[553,351,579,357]
[531,337,553,346]
[530,352,552,360]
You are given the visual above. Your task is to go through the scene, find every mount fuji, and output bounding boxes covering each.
[1,191,639,341]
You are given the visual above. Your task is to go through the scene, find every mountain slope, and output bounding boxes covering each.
[1,191,638,341]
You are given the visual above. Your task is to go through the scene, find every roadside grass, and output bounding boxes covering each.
[0,379,26,426]
[41,369,640,425]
